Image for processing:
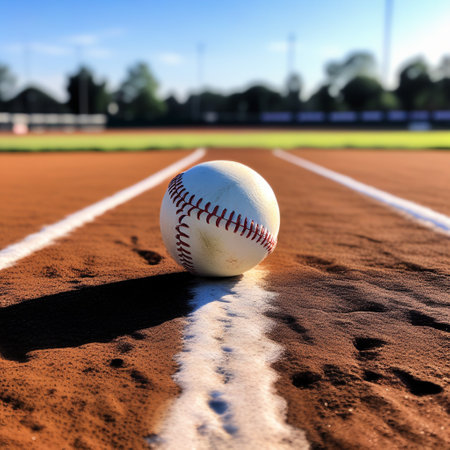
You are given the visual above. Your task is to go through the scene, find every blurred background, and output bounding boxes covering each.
[1,0,450,131]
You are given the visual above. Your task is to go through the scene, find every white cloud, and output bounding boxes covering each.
[31,42,70,56]
[158,52,184,65]
[66,28,125,47]
[3,41,111,59]
[267,41,288,53]
[67,33,99,46]
[3,28,125,61]
[101,27,126,38]
[85,47,112,59]
[3,42,70,56]
[63,28,126,59]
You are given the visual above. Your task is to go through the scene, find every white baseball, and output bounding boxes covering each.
[160,160,280,277]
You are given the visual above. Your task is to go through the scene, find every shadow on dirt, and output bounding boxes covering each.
[0,272,194,362]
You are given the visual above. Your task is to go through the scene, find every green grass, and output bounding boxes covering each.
[1,130,450,151]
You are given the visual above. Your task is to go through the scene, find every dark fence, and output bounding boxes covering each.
[2,110,450,131]
[258,110,450,129]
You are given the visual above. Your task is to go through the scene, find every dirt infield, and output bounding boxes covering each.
[0,149,448,448]
[291,149,450,215]
[0,151,189,249]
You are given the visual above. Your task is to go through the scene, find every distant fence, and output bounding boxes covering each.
[0,113,107,132]
[259,110,450,129]
[2,111,450,130]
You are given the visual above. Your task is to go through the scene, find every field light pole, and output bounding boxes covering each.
[382,0,394,87]
[193,43,204,122]
[23,44,32,114]
[287,33,296,76]
[76,45,89,116]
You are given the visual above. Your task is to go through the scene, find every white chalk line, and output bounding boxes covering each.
[274,149,450,237]
[0,148,206,271]
[149,270,308,449]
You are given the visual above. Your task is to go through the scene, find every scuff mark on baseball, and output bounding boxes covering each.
[160,160,280,277]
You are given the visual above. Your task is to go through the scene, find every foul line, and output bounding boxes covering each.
[151,270,308,449]
[0,148,206,271]
[274,149,450,236]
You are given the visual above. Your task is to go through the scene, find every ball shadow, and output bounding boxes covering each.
[0,272,194,362]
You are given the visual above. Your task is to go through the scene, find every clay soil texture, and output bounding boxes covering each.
[0,148,448,449]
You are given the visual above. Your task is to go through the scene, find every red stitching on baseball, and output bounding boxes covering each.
[246,220,254,238]
[234,214,242,233]
[260,228,269,245]
[169,174,195,271]
[225,211,235,230]
[240,217,248,236]
[216,208,227,227]
[167,172,277,272]
[251,224,260,240]
[207,205,219,224]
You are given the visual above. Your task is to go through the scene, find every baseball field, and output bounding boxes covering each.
[0,129,449,449]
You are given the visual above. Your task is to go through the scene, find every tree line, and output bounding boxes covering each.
[1,51,450,123]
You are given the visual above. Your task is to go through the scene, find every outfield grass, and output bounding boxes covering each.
[0,129,450,151]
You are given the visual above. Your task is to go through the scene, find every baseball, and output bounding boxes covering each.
[160,160,280,277]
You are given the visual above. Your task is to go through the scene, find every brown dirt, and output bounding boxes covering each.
[0,150,190,249]
[0,148,448,449]
[292,149,450,215]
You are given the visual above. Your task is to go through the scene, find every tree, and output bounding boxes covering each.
[5,86,68,113]
[340,75,383,110]
[164,94,184,120]
[377,91,400,110]
[180,91,228,121]
[395,58,433,110]
[165,91,227,122]
[0,63,16,101]
[436,55,450,79]
[326,51,377,95]
[304,84,338,112]
[197,91,227,113]
[284,73,302,112]
[67,66,110,114]
[432,56,450,109]
[116,62,166,121]
[225,85,285,115]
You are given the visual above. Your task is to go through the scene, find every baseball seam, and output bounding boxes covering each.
[168,173,277,272]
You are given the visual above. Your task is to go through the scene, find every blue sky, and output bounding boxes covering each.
[2,0,450,101]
